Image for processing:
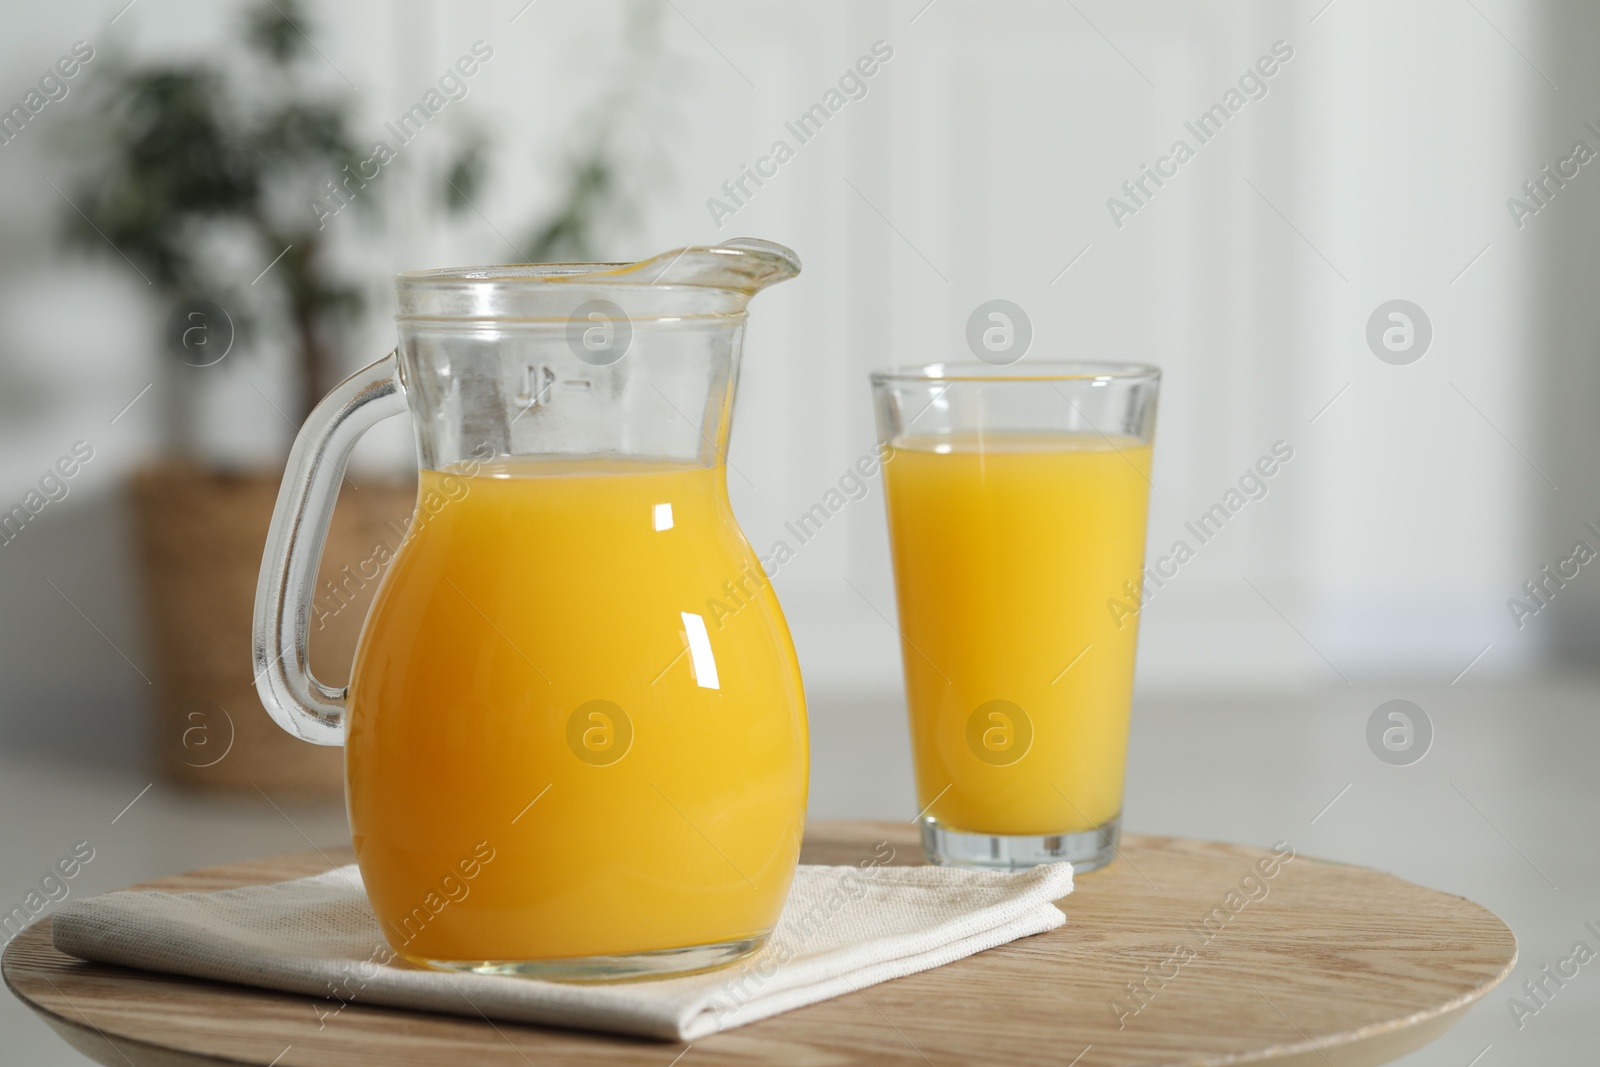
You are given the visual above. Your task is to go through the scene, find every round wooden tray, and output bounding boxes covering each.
[5,820,1515,1066]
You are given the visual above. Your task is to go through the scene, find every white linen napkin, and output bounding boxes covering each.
[51,859,1071,1041]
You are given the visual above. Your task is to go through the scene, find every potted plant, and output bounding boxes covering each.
[57,0,674,794]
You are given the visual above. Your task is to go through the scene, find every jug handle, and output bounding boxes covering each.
[252,351,408,745]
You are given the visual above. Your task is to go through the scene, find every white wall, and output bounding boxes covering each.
[0,0,1574,764]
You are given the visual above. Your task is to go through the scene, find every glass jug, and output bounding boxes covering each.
[253,240,809,980]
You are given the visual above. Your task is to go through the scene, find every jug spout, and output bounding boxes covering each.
[593,238,802,298]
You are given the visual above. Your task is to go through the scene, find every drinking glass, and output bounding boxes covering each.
[870,362,1160,871]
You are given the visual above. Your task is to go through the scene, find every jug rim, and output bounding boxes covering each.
[870,360,1161,384]
[394,240,800,323]
[396,263,634,281]
[394,240,801,287]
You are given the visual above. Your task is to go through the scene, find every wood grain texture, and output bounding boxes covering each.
[4,821,1515,1067]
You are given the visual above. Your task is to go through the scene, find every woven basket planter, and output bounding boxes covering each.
[129,464,415,796]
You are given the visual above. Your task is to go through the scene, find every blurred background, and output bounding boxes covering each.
[1,0,1596,1062]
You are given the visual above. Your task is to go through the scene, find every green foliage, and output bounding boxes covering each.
[75,67,258,291]
[519,0,677,263]
[525,156,619,263]
[62,0,367,416]
[61,0,676,420]
[244,0,309,63]
[441,138,488,214]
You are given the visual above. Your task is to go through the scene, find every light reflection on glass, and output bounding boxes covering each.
[680,611,720,691]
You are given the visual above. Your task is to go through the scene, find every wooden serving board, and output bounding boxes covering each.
[4,820,1515,1066]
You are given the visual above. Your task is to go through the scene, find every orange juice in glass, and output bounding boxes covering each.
[871,363,1159,871]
